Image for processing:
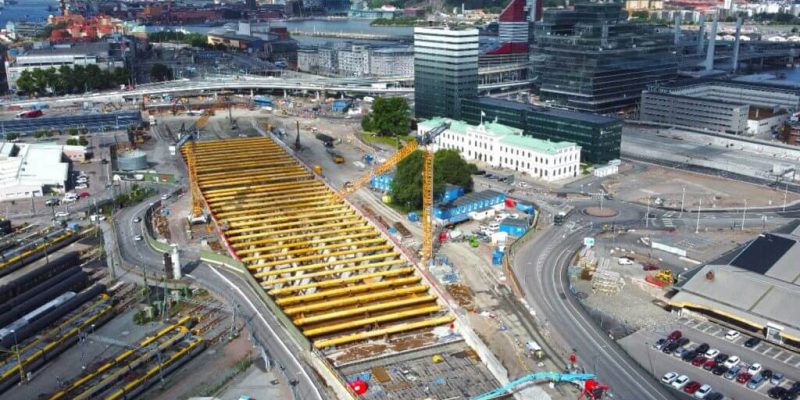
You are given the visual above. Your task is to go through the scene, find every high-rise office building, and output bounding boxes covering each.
[532,2,678,113]
[414,27,479,120]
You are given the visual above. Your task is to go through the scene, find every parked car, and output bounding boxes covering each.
[695,343,710,354]
[663,341,681,354]
[672,375,690,390]
[770,387,789,399]
[748,363,763,375]
[747,373,766,390]
[771,372,785,385]
[713,353,728,364]
[737,372,753,384]
[744,337,762,348]
[133,217,142,223]
[705,393,723,400]
[654,338,667,350]
[703,359,717,371]
[45,198,59,206]
[763,370,774,380]
[682,350,699,362]
[676,337,690,347]
[692,356,709,367]
[668,330,683,341]
[724,365,741,380]
[661,372,679,384]
[695,384,713,399]
[75,183,88,190]
[726,330,741,341]
[54,211,70,218]
[705,348,720,359]
[161,193,171,200]
[79,192,90,198]
[134,235,143,241]
[711,364,728,376]
[723,355,741,368]
[673,347,689,358]
[684,381,702,394]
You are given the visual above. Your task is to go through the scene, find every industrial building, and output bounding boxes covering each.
[4,41,125,92]
[421,117,581,182]
[0,142,85,201]
[460,97,622,164]
[414,27,479,120]
[434,190,506,224]
[640,79,800,134]
[670,225,800,348]
[532,2,678,113]
[207,22,297,65]
[185,137,455,352]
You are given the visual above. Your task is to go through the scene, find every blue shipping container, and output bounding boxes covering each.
[440,185,465,203]
[370,174,393,192]
[516,203,535,214]
[408,212,420,222]
[492,249,504,265]
[331,99,351,113]
[499,220,527,237]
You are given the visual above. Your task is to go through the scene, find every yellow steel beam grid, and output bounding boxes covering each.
[237,230,380,256]
[184,137,272,153]
[196,163,305,183]
[229,210,365,233]
[184,142,204,218]
[242,243,393,265]
[209,191,332,213]
[224,202,350,226]
[283,285,431,316]
[312,316,456,349]
[192,148,289,164]
[203,180,324,201]
[199,171,309,190]
[230,216,365,241]
[243,237,388,263]
[266,267,416,296]
[225,209,357,236]
[251,252,402,277]
[196,161,299,178]
[275,276,422,306]
[232,225,373,250]
[303,305,443,337]
[232,219,368,245]
[293,295,438,326]
[261,258,407,288]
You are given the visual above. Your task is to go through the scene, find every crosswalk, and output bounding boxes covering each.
[662,219,675,228]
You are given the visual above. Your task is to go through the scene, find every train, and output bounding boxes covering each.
[0,292,76,343]
[0,230,80,278]
[0,268,88,327]
[0,252,80,305]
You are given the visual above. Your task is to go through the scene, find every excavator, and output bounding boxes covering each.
[471,372,610,400]
[332,121,450,264]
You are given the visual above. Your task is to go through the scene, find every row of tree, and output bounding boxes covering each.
[15,65,130,96]
[391,149,476,210]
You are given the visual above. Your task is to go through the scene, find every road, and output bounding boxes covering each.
[513,224,679,400]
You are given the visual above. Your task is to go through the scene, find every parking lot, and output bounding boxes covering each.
[620,317,800,399]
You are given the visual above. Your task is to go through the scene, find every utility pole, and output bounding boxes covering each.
[741,199,747,231]
[680,186,686,218]
[784,183,789,212]
[646,196,651,228]
[695,199,702,234]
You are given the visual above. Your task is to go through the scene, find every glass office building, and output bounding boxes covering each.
[414,27,479,120]
[462,97,622,163]
[532,2,678,113]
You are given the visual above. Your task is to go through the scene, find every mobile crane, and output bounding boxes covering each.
[336,122,450,264]
[471,372,609,400]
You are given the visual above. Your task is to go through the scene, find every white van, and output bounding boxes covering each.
[617,257,634,265]
[63,193,78,203]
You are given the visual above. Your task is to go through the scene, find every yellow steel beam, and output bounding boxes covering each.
[303,305,442,337]
[204,180,322,198]
[230,216,365,241]
[237,231,380,256]
[225,210,357,235]
[232,225,373,249]
[214,198,335,219]
[209,190,330,208]
[284,285,430,316]
[251,252,402,277]
[275,276,421,306]
[224,203,348,225]
[198,165,305,183]
[293,295,437,326]
[312,316,455,349]
[200,171,309,190]
[227,207,355,228]
[266,267,415,296]
[211,194,331,213]
[243,237,387,263]
[261,258,407,287]
[242,242,391,264]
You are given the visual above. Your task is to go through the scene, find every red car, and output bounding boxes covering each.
[692,356,708,367]
[703,359,717,371]
[737,372,752,384]
[668,330,683,341]
[79,192,90,198]
[683,382,702,394]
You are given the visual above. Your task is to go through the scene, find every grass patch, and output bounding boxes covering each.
[360,131,409,148]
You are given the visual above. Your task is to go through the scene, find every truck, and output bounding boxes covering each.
[315,133,334,148]
[554,211,567,226]
[326,148,345,164]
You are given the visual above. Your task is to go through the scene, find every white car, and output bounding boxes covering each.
[725,330,741,341]
[671,375,690,390]
[54,211,70,218]
[134,235,144,241]
[705,348,720,359]
[661,372,679,384]
[75,183,88,190]
[618,257,634,265]
[76,177,88,183]
[695,384,713,399]
[161,193,171,201]
[723,355,740,368]
[748,363,762,375]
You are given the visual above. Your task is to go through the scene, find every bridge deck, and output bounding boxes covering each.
[185,137,454,350]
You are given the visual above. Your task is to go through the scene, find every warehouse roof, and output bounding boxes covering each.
[0,142,70,192]
[670,231,800,341]
[420,118,577,155]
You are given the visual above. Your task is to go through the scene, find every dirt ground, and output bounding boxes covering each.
[606,164,800,209]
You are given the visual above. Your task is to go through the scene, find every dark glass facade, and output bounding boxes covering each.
[414,28,479,120]
[532,2,678,113]
[462,97,622,164]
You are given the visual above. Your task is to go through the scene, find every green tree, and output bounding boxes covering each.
[5,133,19,141]
[390,149,474,210]
[66,138,78,145]
[150,63,173,82]
[78,136,89,146]
[33,130,46,139]
[71,65,88,93]
[363,97,410,137]
[84,64,105,90]
[111,67,130,87]
[55,65,74,94]
[67,127,79,136]
[15,70,36,94]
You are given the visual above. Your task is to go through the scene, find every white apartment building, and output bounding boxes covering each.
[337,45,370,77]
[419,117,581,182]
[370,46,414,77]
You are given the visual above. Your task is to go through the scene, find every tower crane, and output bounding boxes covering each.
[470,372,609,400]
[335,122,450,264]
[181,95,228,220]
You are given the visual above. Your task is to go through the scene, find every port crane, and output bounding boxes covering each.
[471,372,609,400]
[335,122,450,264]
